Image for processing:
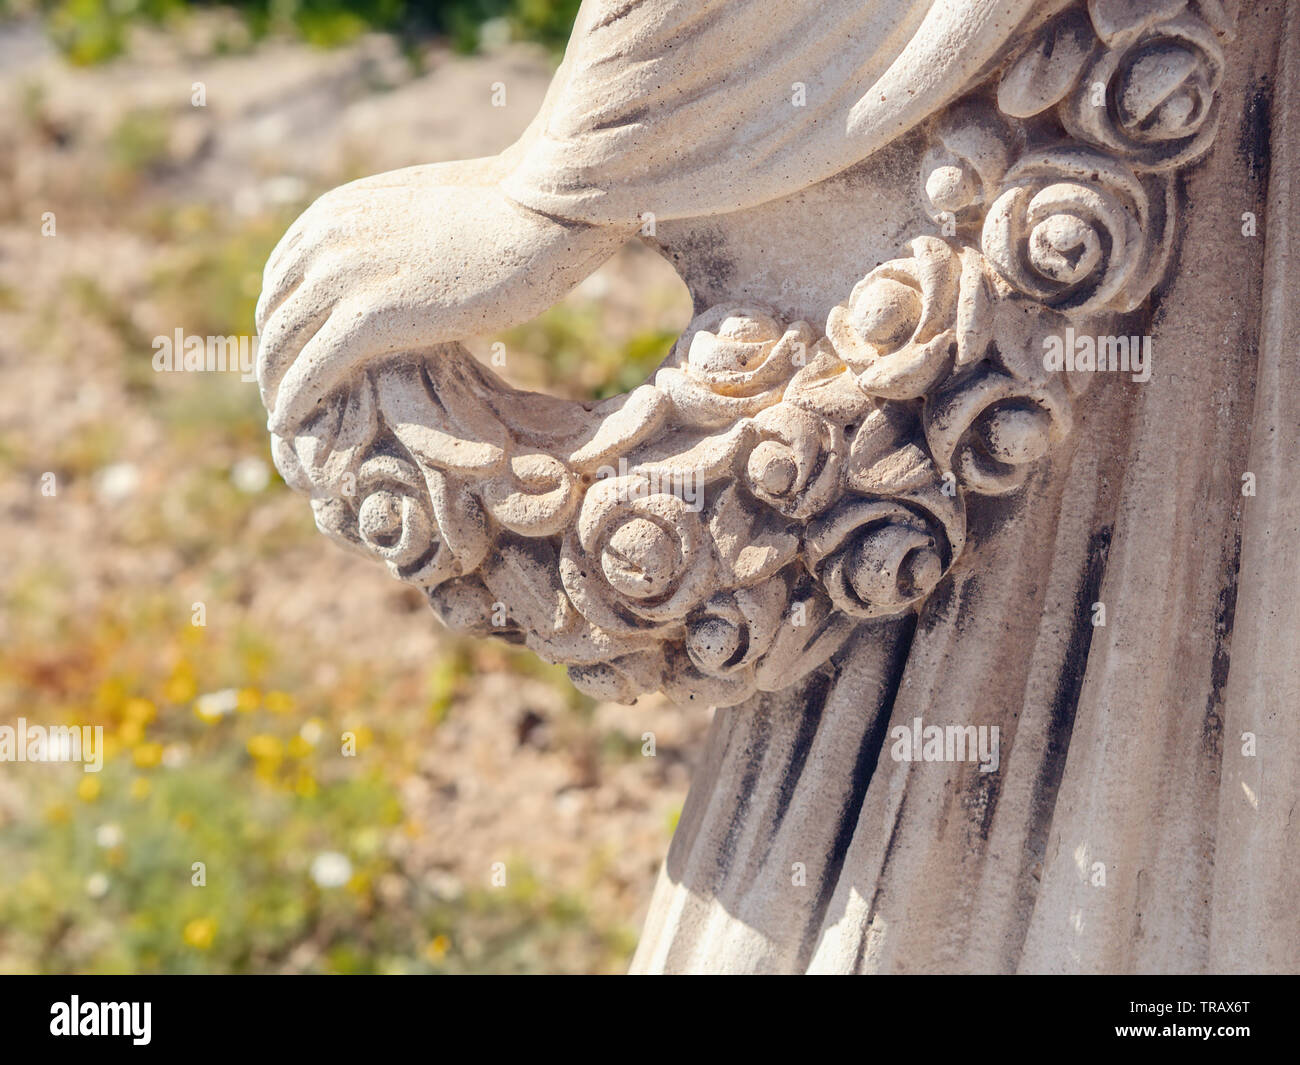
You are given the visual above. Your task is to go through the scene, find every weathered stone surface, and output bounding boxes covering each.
[258,0,1300,973]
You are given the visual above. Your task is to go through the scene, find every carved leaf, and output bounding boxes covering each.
[998,10,1097,118]
[709,484,800,587]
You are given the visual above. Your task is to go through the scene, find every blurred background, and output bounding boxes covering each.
[0,0,704,973]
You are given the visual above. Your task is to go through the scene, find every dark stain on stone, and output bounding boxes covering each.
[769,670,831,832]
[1238,75,1273,187]
[802,614,918,969]
[714,695,772,886]
[971,744,1004,845]
[1006,523,1113,963]
[1202,529,1241,764]
[654,225,737,306]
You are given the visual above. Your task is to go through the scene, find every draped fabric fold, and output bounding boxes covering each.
[502,0,1045,225]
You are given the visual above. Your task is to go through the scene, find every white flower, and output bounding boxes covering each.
[299,720,323,746]
[95,823,123,849]
[162,743,190,769]
[195,689,239,719]
[94,463,140,505]
[310,851,353,889]
[231,457,271,494]
[85,873,110,899]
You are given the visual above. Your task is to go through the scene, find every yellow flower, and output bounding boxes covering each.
[77,776,102,802]
[118,719,145,746]
[163,671,197,704]
[293,770,318,798]
[182,917,217,951]
[175,811,196,831]
[236,688,260,713]
[129,776,152,801]
[132,742,163,769]
[264,690,295,714]
[46,801,72,824]
[424,934,451,963]
[287,735,313,760]
[95,677,127,714]
[124,698,157,725]
[246,734,284,762]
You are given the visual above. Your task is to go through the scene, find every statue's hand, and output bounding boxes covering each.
[256,163,629,436]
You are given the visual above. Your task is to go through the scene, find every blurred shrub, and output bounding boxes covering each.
[5,0,583,64]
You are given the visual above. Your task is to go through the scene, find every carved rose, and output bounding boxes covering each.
[353,454,456,586]
[805,499,955,620]
[560,475,714,635]
[657,306,813,426]
[981,148,1153,314]
[665,578,855,709]
[743,405,844,520]
[683,583,787,679]
[925,366,1074,496]
[826,236,988,399]
[686,307,800,395]
[566,648,665,705]
[1065,12,1226,170]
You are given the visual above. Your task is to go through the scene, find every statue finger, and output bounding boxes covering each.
[267,305,382,436]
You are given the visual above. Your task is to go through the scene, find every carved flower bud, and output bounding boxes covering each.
[688,309,782,376]
[919,105,1012,228]
[658,306,816,427]
[973,404,1055,465]
[600,516,684,599]
[925,366,1073,496]
[925,164,979,215]
[426,576,505,638]
[683,584,786,679]
[686,615,744,673]
[747,440,800,497]
[844,522,945,608]
[566,649,664,705]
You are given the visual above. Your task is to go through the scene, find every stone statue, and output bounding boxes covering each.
[255,0,1300,973]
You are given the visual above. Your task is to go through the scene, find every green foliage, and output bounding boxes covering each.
[15,0,583,64]
[501,302,678,402]
[0,589,633,973]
